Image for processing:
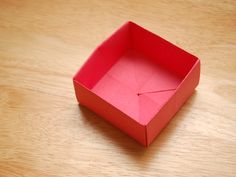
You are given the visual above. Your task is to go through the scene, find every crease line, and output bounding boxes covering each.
[137,88,176,96]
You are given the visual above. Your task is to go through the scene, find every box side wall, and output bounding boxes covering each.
[73,80,147,146]
[146,93,176,146]
[74,22,131,89]
[146,60,200,146]
[130,22,198,78]
[175,60,200,108]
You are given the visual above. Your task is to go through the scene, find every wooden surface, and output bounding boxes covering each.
[0,0,236,176]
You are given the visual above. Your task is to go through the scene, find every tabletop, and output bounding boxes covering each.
[0,0,236,176]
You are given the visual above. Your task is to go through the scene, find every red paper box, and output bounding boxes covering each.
[73,21,200,146]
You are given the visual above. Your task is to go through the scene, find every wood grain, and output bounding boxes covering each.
[0,0,236,176]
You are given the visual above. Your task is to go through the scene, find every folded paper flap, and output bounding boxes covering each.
[139,90,176,125]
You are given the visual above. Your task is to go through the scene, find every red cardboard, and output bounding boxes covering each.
[73,21,200,146]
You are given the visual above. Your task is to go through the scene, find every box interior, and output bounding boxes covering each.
[75,22,198,125]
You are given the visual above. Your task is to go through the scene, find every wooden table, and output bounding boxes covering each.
[0,1,235,176]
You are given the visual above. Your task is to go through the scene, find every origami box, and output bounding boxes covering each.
[73,21,200,146]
